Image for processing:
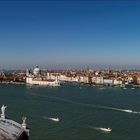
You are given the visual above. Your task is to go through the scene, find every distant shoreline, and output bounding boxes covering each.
[0,81,25,85]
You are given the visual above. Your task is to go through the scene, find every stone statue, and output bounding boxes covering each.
[22,117,27,129]
[22,117,26,124]
[1,105,7,116]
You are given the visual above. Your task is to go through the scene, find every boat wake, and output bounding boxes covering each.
[98,106,140,114]
[88,126,112,133]
[41,116,60,122]
[30,93,140,115]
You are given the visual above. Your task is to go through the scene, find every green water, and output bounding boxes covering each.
[0,84,140,140]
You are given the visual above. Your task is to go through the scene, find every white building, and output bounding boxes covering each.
[103,79,113,85]
[137,77,140,85]
[92,76,97,83]
[59,74,67,81]
[79,76,88,83]
[96,77,104,84]
[114,79,123,85]
[26,66,60,86]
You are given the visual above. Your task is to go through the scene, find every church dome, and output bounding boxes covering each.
[33,66,40,76]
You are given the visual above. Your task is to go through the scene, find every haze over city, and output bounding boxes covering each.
[0,0,140,69]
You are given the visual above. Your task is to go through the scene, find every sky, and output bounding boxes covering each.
[0,0,140,69]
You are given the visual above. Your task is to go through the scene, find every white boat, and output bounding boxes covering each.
[98,127,112,132]
[50,117,60,122]
[99,87,105,90]
[123,109,133,113]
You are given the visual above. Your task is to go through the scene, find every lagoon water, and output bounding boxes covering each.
[0,84,140,140]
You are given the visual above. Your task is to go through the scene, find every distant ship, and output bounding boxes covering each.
[0,105,29,140]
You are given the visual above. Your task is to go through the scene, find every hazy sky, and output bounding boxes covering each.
[0,0,140,69]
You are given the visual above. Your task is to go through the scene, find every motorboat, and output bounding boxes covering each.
[124,109,133,113]
[50,117,60,122]
[99,127,112,132]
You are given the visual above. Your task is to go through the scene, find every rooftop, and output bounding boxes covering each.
[0,118,24,140]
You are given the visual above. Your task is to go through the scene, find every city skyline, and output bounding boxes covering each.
[1,0,140,69]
